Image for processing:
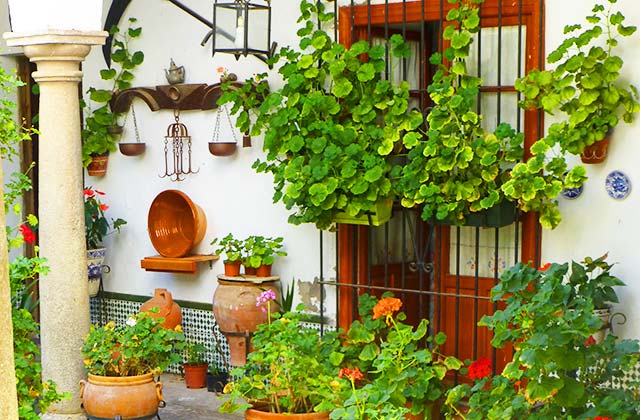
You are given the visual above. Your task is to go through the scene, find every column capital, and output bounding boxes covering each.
[3,30,107,83]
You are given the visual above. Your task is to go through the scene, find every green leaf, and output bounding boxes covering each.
[332,79,353,98]
[131,51,144,65]
[357,62,376,82]
[89,89,112,103]
[100,69,117,81]
[364,166,383,182]
[359,342,379,361]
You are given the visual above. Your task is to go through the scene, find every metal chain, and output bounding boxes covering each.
[132,104,141,143]
[211,104,238,143]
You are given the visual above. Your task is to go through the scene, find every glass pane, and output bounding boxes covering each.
[479,92,523,132]
[468,26,526,86]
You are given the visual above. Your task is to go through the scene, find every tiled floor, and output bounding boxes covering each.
[156,374,242,420]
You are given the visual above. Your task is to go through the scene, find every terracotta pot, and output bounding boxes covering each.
[79,373,163,419]
[87,154,109,177]
[256,264,272,277]
[244,265,257,276]
[87,248,106,297]
[119,142,146,156]
[183,363,208,389]
[580,136,610,164]
[224,261,242,277]
[592,307,611,343]
[147,190,207,258]
[212,279,281,366]
[245,409,330,420]
[139,288,182,330]
[208,142,237,156]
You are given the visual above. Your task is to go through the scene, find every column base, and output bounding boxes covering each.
[41,413,87,420]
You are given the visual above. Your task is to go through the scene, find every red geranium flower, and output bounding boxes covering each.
[584,336,596,347]
[539,262,551,271]
[95,189,105,196]
[590,417,612,420]
[468,357,492,380]
[83,188,94,197]
[338,367,364,382]
[372,297,403,320]
[19,225,35,244]
[100,204,109,212]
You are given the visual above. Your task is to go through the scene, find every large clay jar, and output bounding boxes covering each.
[140,288,182,329]
[212,278,281,366]
[79,373,163,419]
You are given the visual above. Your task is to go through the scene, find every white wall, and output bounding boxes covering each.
[541,0,640,340]
[81,0,336,316]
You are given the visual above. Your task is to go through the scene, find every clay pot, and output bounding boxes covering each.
[208,142,237,156]
[139,288,182,330]
[87,154,109,177]
[212,279,281,366]
[224,261,241,277]
[581,135,610,164]
[256,264,272,277]
[147,190,207,258]
[245,409,330,420]
[183,363,208,389]
[119,142,146,156]
[79,373,164,419]
[244,265,257,276]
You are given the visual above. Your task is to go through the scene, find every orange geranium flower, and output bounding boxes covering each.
[372,297,402,320]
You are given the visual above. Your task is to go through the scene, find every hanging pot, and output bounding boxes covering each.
[87,248,106,297]
[208,141,237,156]
[79,373,164,419]
[139,288,183,330]
[119,142,146,156]
[212,278,281,366]
[592,307,611,343]
[87,154,109,177]
[581,131,611,164]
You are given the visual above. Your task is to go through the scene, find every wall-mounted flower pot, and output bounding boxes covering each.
[119,142,146,156]
[87,154,109,177]
[580,135,610,164]
[208,142,237,156]
[333,199,393,227]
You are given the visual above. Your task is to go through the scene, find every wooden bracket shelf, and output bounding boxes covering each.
[110,82,245,113]
[141,254,219,274]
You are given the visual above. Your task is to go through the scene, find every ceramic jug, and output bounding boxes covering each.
[165,59,185,85]
[140,288,182,329]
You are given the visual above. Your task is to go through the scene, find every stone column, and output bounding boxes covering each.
[3,30,107,419]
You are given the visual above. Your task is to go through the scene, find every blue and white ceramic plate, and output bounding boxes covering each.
[561,185,583,200]
[605,170,631,200]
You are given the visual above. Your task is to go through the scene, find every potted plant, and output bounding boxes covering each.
[219,293,461,420]
[211,233,245,276]
[84,187,126,296]
[445,259,640,419]
[333,294,462,420]
[182,342,209,389]
[219,0,423,229]
[82,17,144,174]
[516,0,639,163]
[397,0,523,227]
[79,311,185,419]
[243,235,287,277]
[206,364,229,393]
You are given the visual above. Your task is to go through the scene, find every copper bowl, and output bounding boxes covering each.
[119,142,146,156]
[208,142,237,156]
[147,190,207,258]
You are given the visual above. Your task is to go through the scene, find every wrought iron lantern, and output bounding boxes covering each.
[210,0,276,64]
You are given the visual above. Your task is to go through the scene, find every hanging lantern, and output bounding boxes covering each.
[211,0,276,64]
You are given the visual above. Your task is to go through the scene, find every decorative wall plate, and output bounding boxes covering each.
[605,170,631,200]
[561,185,583,200]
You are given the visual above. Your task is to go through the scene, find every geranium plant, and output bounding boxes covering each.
[243,235,287,269]
[81,311,186,377]
[445,259,640,419]
[84,187,126,250]
[333,294,462,420]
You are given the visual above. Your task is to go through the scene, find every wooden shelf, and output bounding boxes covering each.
[141,254,219,274]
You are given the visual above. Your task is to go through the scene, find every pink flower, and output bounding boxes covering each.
[256,289,277,306]
[468,357,492,380]
[19,225,35,244]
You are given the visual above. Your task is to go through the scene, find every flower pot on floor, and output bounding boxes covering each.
[206,372,229,392]
[245,408,330,420]
[79,373,164,419]
[184,363,208,389]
